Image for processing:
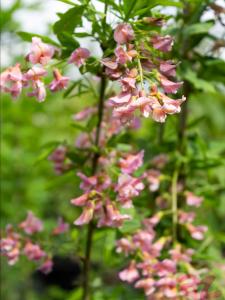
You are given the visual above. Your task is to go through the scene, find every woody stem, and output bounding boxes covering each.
[82,73,106,300]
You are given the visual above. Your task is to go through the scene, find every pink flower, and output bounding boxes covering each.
[0,63,23,98]
[115,46,133,64]
[159,61,177,77]
[74,201,95,226]
[178,211,196,224]
[73,107,97,121]
[0,226,21,265]
[38,257,53,274]
[77,172,111,192]
[186,192,203,207]
[156,277,177,298]
[186,224,208,240]
[133,230,155,252]
[75,132,91,149]
[119,261,139,283]
[178,274,200,296]
[105,67,123,79]
[116,238,134,256]
[160,76,183,94]
[162,94,186,114]
[151,154,168,169]
[120,77,136,92]
[71,190,102,208]
[27,37,55,65]
[135,278,155,296]
[169,246,194,263]
[151,104,167,123]
[77,172,98,191]
[143,17,165,26]
[130,96,152,118]
[114,23,134,44]
[98,200,131,228]
[24,241,46,261]
[116,174,144,207]
[145,169,161,192]
[143,214,161,228]
[52,217,69,235]
[19,211,43,235]
[112,104,135,123]
[23,66,47,81]
[101,57,118,69]
[151,35,173,52]
[27,79,46,102]
[153,259,176,277]
[49,69,69,92]
[109,91,132,106]
[119,150,144,174]
[68,47,90,67]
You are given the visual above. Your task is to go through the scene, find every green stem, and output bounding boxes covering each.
[172,168,179,243]
[137,57,144,90]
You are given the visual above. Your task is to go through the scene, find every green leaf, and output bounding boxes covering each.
[124,0,183,19]
[63,80,82,98]
[57,0,75,5]
[183,69,216,93]
[57,31,79,51]
[183,22,214,37]
[17,31,60,47]
[53,5,85,36]
[71,122,88,132]
[73,32,92,37]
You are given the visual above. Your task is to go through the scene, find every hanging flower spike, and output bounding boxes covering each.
[0,63,23,98]
[68,47,90,67]
[114,23,134,44]
[27,37,55,65]
[19,211,43,235]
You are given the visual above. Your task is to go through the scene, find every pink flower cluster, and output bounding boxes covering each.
[0,37,69,101]
[0,211,69,274]
[102,23,185,124]
[71,150,145,227]
[117,217,207,299]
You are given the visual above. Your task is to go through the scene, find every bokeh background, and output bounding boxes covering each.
[1,1,225,299]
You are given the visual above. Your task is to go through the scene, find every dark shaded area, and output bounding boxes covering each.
[32,256,82,291]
